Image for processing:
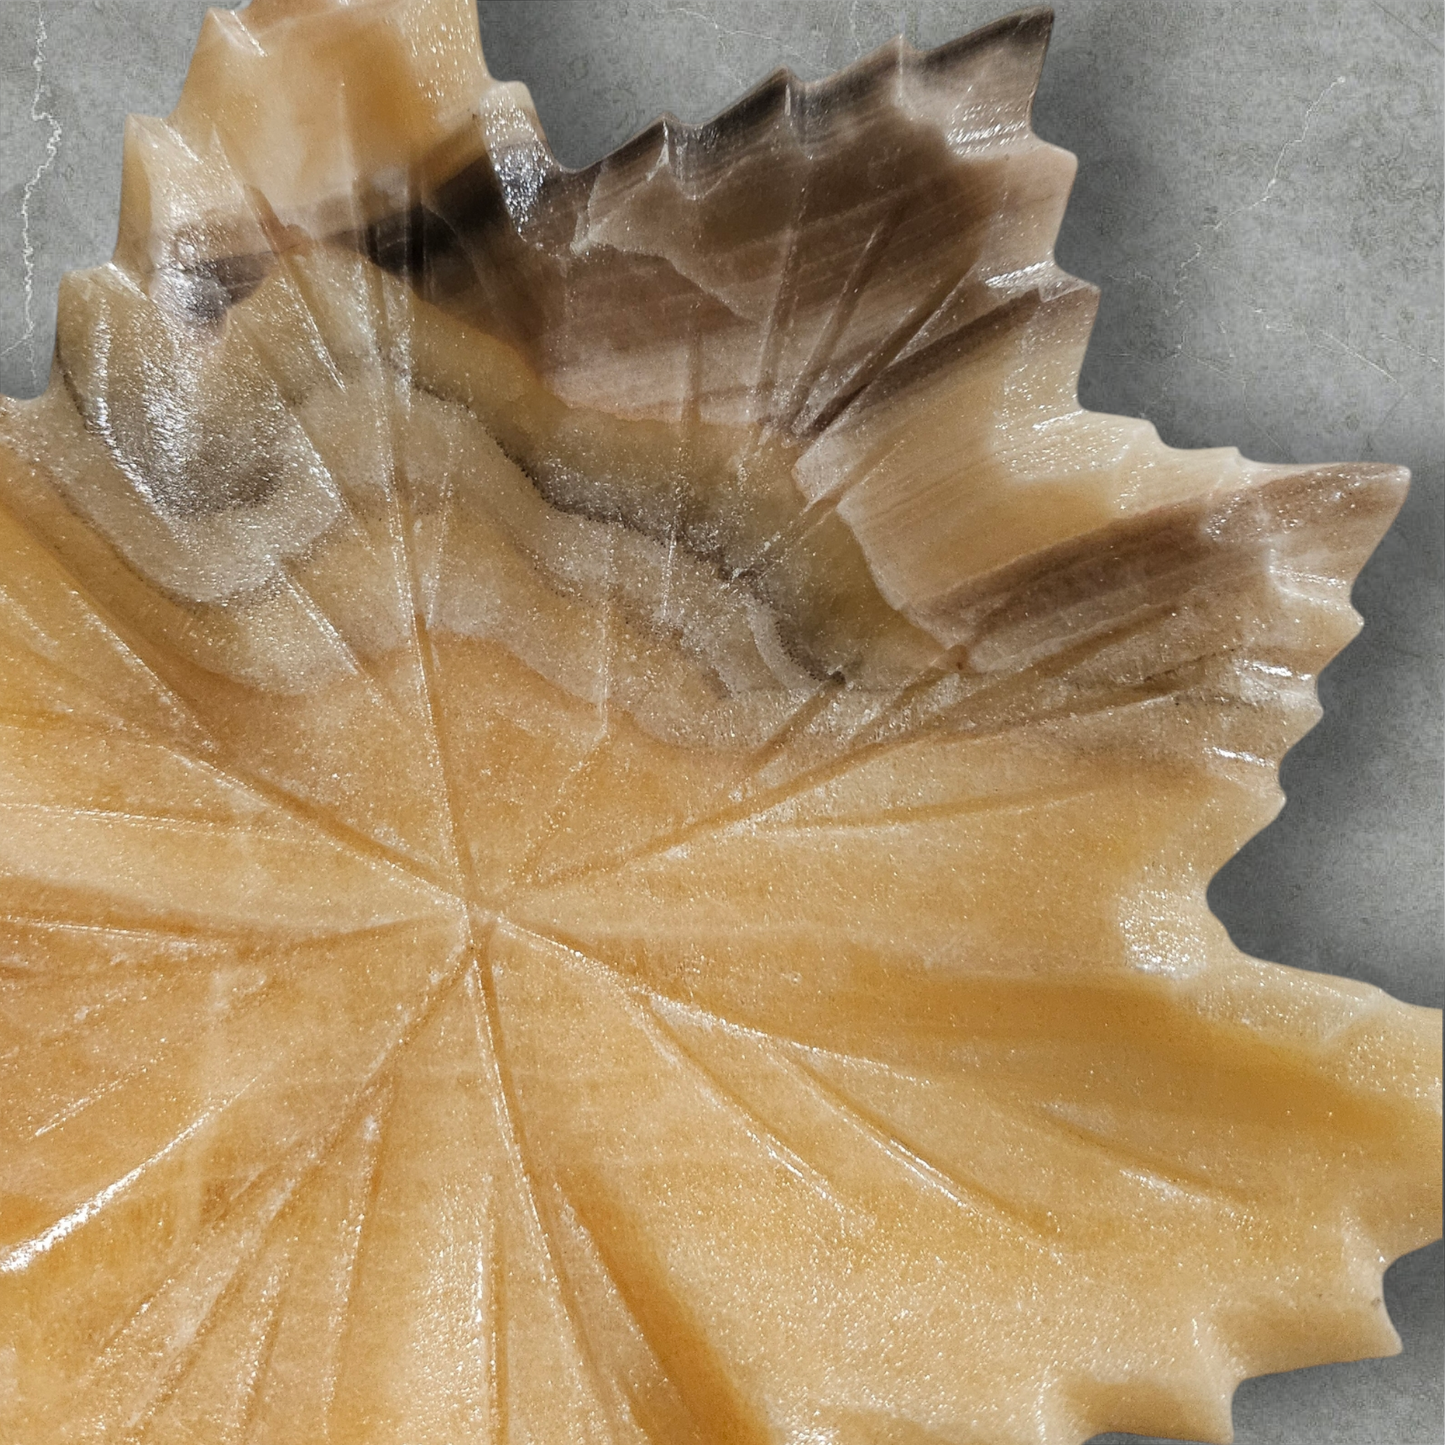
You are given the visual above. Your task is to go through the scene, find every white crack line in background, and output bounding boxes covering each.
[9,0,64,390]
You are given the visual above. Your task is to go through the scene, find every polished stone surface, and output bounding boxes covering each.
[0,5,1438,1442]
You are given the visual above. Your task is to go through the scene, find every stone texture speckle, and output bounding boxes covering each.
[0,4,1438,1442]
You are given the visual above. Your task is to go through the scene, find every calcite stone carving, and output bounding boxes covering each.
[0,3,1437,1442]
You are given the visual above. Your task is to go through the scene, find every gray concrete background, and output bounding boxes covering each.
[0,1,1439,1441]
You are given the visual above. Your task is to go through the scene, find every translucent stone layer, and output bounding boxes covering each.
[0,4,1437,1443]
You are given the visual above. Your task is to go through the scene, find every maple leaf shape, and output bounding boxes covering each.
[0,4,1437,1443]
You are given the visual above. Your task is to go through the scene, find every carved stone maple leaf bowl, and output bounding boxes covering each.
[0,2,1438,1443]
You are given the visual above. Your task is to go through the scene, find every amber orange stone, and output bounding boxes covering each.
[0,4,1438,1442]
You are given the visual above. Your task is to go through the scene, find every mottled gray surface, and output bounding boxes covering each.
[0,2,1439,1441]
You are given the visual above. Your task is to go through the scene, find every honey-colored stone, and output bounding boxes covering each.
[0,4,1437,1443]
